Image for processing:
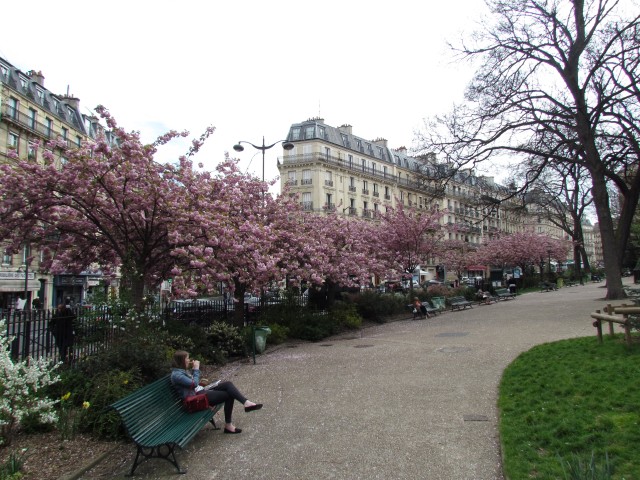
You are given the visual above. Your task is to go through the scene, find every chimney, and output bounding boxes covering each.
[396,146,407,154]
[373,137,388,147]
[338,124,353,135]
[27,70,45,87]
[61,94,80,110]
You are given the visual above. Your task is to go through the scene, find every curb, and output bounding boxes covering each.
[58,444,121,480]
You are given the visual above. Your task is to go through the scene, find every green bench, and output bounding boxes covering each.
[494,288,516,300]
[449,296,474,311]
[109,374,223,475]
[407,301,439,319]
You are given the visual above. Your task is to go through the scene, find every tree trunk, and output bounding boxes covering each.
[590,174,625,298]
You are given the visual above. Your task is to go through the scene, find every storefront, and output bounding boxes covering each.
[0,270,43,309]
[54,273,106,307]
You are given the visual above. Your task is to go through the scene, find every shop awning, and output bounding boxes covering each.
[467,265,486,271]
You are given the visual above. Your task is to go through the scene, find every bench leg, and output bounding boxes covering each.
[127,444,186,476]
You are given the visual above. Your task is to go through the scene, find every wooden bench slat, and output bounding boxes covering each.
[110,374,223,474]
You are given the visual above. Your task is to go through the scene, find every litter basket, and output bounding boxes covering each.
[251,325,271,364]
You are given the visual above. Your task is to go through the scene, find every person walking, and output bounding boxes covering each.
[49,303,76,362]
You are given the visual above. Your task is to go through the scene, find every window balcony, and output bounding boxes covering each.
[373,191,379,197]
[301,179,312,185]
[286,180,298,186]
[362,189,369,195]
[348,186,356,192]
[325,180,334,187]
[301,201,314,211]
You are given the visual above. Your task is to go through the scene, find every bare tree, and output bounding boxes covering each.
[522,162,594,282]
[416,0,640,299]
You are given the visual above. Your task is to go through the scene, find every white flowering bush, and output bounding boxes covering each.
[0,319,60,446]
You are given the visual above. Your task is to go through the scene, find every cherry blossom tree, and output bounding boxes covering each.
[168,158,325,325]
[0,106,212,307]
[378,204,445,294]
[291,211,389,305]
[440,239,478,282]
[474,231,570,282]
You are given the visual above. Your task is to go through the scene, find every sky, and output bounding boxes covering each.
[0,0,493,189]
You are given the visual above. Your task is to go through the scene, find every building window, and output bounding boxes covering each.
[325,193,334,210]
[373,183,379,197]
[362,180,369,194]
[76,135,82,146]
[366,143,373,155]
[348,154,353,168]
[383,166,388,177]
[0,63,8,80]
[61,127,68,140]
[325,171,333,187]
[2,249,11,265]
[325,147,330,159]
[355,139,362,151]
[27,142,37,160]
[304,126,314,139]
[384,186,390,200]
[377,146,384,159]
[301,169,312,185]
[8,131,19,151]
[67,107,75,121]
[22,244,30,264]
[361,158,366,171]
[52,98,60,113]
[340,133,349,146]
[371,162,376,173]
[7,97,17,118]
[301,192,312,211]
[28,108,37,129]
[318,126,325,139]
[20,76,28,91]
[394,155,400,165]
[287,170,296,185]
[45,118,53,137]
[36,87,45,103]
[291,127,301,140]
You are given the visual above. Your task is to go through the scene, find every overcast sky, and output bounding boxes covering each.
[1,0,492,187]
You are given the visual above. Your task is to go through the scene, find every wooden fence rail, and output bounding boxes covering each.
[591,304,640,346]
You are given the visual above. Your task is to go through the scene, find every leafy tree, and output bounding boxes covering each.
[474,231,571,282]
[416,0,640,298]
[378,204,445,295]
[0,106,212,307]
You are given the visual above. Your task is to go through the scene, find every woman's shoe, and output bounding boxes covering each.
[223,428,242,434]
[245,403,263,412]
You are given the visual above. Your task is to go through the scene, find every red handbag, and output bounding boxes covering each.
[184,393,209,413]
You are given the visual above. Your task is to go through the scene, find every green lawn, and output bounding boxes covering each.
[499,335,640,479]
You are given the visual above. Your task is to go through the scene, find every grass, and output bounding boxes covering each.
[499,335,640,480]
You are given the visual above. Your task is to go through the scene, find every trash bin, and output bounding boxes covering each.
[253,326,271,354]
[557,278,564,288]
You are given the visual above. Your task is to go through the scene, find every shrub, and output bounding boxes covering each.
[330,302,362,329]
[0,320,60,446]
[205,322,247,361]
[351,291,406,322]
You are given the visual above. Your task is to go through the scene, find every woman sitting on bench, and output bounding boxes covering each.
[413,297,430,318]
[171,350,263,434]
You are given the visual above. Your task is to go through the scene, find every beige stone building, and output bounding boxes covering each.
[278,118,527,282]
[0,56,105,310]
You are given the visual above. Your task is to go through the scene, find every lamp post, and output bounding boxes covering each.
[233,137,294,183]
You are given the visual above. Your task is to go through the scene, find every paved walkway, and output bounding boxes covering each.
[86,280,626,479]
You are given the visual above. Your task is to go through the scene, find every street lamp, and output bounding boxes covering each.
[233,137,294,182]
